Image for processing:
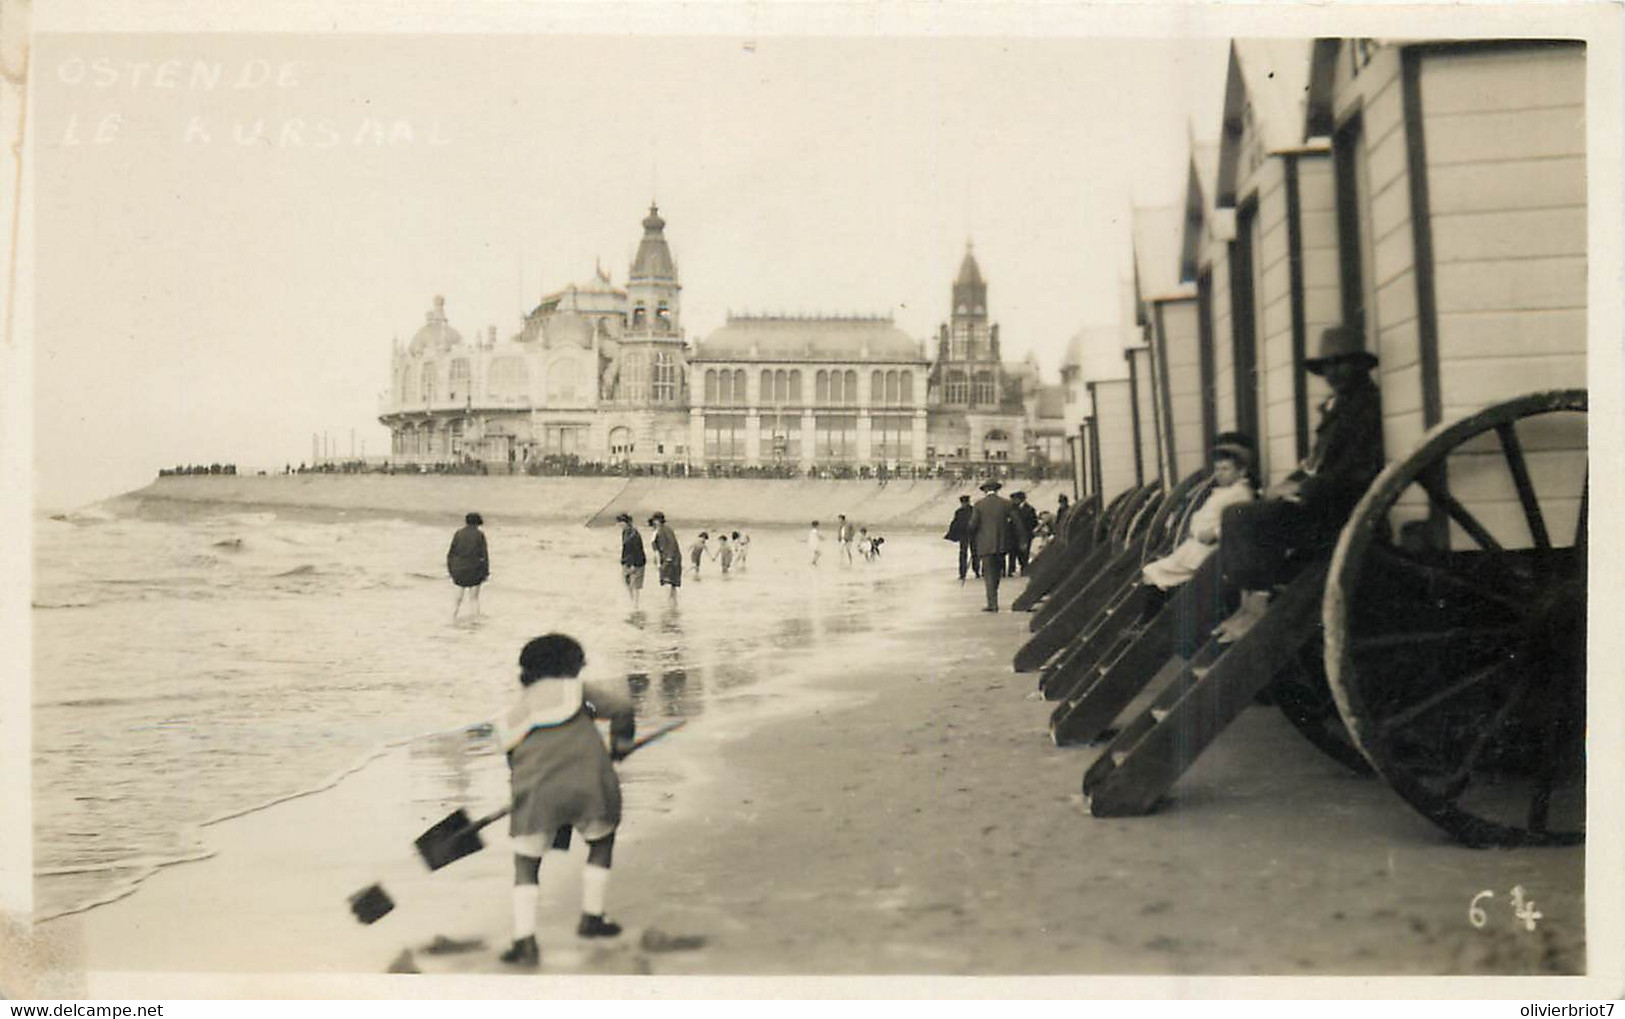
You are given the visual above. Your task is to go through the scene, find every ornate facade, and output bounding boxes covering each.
[378,209,1048,470]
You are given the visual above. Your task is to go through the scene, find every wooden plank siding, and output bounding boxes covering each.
[1329,45,1429,463]
[1210,254,1236,432]
[1089,380,1142,501]
[1158,299,1207,479]
[1296,158,1338,443]
[1130,346,1159,485]
[1419,45,1587,551]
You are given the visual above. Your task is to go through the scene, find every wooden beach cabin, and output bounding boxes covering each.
[1068,36,1588,848]
[1304,37,1587,535]
[1203,40,1337,487]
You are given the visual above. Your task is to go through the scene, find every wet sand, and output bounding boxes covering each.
[36,573,1596,995]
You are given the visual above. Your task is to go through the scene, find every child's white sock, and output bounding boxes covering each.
[512,885,539,939]
[582,864,611,916]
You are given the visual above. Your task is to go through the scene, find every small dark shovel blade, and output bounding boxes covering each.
[415,807,487,871]
[349,883,395,924]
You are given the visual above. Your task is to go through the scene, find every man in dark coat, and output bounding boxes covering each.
[967,479,1028,612]
[943,494,979,581]
[1007,491,1040,576]
[447,511,489,619]
[1214,326,1384,642]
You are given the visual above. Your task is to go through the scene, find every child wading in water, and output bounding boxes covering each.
[731,531,749,569]
[716,533,733,574]
[689,532,711,580]
[497,634,635,968]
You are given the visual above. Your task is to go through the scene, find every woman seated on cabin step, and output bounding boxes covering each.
[1212,326,1385,645]
[1141,432,1258,595]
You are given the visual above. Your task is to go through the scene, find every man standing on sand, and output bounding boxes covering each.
[967,479,1027,612]
[944,494,978,582]
[447,512,490,619]
[616,513,646,609]
[649,512,681,603]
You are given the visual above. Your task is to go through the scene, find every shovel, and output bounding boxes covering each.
[413,719,688,872]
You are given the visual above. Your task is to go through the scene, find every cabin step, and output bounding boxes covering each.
[1083,561,1330,816]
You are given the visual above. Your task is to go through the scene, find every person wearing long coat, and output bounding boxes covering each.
[967,480,1028,612]
[649,512,681,601]
[447,512,489,619]
[943,495,979,581]
[1215,326,1384,642]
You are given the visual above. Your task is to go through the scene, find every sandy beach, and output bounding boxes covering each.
[25,562,1595,996]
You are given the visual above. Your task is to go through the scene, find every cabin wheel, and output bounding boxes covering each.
[1323,390,1587,847]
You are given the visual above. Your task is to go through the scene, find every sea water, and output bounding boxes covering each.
[32,499,950,919]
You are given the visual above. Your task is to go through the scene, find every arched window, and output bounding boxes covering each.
[608,425,633,456]
[655,302,671,328]
[816,370,830,404]
[448,358,471,400]
[734,369,747,404]
[886,371,900,406]
[871,371,884,406]
[946,370,966,404]
[973,371,996,406]
[761,369,774,404]
[789,370,802,403]
[421,362,437,403]
[487,357,527,399]
[632,304,646,327]
[843,371,857,406]
[652,351,677,401]
[900,371,913,406]
[705,369,718,404]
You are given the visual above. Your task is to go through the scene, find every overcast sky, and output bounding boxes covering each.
[31,24,1237,508]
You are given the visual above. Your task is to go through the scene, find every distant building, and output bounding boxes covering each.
[926,243,1029,465]
[378,207,1062,472]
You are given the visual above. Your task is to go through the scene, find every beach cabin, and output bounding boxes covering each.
[1200,40,1338,487]
[1133,202,1202,484]
[1306,37,1587,544]
[1064,37,1588,846]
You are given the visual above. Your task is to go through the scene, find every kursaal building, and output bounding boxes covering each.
[378,205,1065,470]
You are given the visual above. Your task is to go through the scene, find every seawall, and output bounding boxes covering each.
[122,474,1077,529]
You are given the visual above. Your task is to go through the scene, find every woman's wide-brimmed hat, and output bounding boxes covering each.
[1305,325,1378,374]
[614,512,633,524]
[649,511,666,524]
[979,479,1003,492]
[1210,429,1256,466]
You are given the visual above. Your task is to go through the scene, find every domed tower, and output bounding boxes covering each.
[627,203,681,337]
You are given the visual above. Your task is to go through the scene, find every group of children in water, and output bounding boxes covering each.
[686,529,751,578]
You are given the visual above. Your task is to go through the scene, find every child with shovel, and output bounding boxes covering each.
[496,633,636,967]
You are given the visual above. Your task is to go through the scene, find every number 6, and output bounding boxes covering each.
[1469,890,1493,928]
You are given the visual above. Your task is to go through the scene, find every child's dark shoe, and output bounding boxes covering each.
[499,935,540,967]
[577,913,623,939]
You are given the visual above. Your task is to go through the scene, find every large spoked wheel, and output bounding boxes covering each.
[1325,390,1587,847]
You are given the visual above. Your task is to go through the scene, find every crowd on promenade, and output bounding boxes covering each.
[157,463,240,476]
[159,454,1071,484]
